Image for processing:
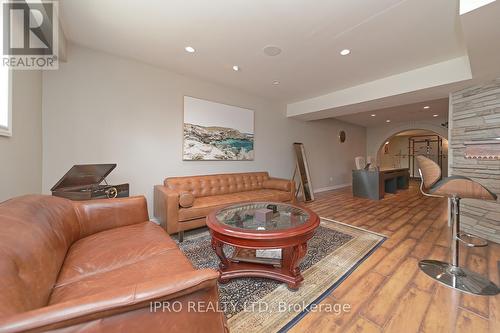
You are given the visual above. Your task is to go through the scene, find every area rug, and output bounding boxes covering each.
[178,218,385,333]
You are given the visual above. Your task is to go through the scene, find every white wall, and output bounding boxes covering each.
[379,136,410,170]
[0,71,43,201]
[42,44,366,214]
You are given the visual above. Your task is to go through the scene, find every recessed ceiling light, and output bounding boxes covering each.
[371,114,376,117]
[386,120,391,123]
[185,46,195,53]
[232,65,240,71]
[423,106,430,109]
[433,114,439,117]
[272,80,280,85]
[340,49,351,56]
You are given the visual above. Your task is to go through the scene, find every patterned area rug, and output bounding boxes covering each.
[178,218,385,332]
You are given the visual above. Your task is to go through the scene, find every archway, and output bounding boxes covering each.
[367,121,448,158]
[377,129,448,178]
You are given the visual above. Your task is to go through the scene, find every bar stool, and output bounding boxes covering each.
[416,155,499,296]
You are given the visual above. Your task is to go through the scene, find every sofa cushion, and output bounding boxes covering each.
[258,189,293,202]
[0,195,81,317]
[49,249,194,304]
[263,178,292,192]
[179,191,195,208]
[178,189,292,222]
[166,172,270,198]
[54,222,178,286]
[49,222,193,304]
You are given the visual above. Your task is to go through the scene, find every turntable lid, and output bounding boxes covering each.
[51,164,117,191]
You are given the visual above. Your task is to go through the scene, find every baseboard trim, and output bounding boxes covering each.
[314,183,350,193]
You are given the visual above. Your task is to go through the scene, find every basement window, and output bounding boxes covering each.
[0,9,12,137]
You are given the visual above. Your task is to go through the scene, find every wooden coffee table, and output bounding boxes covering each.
[206,202,320,290]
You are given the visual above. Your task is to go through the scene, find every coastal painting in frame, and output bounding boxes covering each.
[183,96,254,160]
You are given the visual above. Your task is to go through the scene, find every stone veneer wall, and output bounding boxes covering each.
[449,78,500,244]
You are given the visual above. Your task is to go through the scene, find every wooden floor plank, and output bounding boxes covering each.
[373,238,416,276]
[460,254,490,318]
[363,257,419,326]
[411,227,442,259]
[332,247,389,300]
[409,217,434,239]
[421,284,461,333]
[290,272,385,333]
[381,224,414,249]
[382,287,432,333]
[412,245,448,292]
[293,182,497,333]
[455,308,489,333]
[488,243,500,333]
[344,316,382,333]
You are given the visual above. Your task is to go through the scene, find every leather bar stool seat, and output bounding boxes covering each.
[429,175,497,200]
[416,155,499,296]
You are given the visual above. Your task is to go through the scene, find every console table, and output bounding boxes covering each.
[352,168,410,200]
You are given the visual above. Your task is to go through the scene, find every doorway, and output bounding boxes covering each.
[377,129,448,178]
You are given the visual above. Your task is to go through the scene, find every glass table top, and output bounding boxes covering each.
[215,202,310,231]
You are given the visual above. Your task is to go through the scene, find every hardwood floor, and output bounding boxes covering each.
[290,181,499,333]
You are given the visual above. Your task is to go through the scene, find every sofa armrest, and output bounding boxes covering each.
[154,185,180,234]
[74,196,149,238]
[263,178,293,192]
[0,269,220,333]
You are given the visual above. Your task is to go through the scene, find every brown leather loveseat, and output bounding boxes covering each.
[0,195,226,333]
[154,172,295,240]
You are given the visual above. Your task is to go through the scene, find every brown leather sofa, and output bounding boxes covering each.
[0,195,226,333]
[154,172,295,240]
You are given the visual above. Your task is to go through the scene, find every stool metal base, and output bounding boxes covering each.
[419,260,499,296]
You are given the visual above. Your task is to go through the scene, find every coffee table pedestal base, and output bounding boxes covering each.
[212,238,308,290]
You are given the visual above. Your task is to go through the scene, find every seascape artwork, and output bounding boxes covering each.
[183,96,254,160]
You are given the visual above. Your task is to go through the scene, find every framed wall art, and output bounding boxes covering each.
[183,96,254,160]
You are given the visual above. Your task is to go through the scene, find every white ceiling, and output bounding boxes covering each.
[286,0,500,120]
[59,0,466,103]
[336,98,449,127]
[395,129,440,136]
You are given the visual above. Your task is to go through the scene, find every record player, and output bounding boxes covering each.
[51,164,129,200]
